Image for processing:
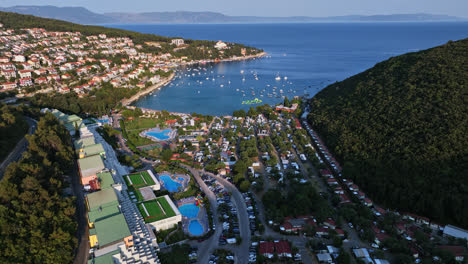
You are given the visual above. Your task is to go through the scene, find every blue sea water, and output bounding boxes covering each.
[159,174,182,192]
[109,22,468,115]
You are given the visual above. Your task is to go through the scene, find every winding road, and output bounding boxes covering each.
[0,117,37,179]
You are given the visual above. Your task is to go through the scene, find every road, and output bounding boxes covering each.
[201,170,251,264]
[72,157,89,264]
[0,117,37,179]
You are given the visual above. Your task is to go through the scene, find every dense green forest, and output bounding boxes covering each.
[0,11,260,58]
[307,38,468,228]
[30,86,136,115]
[0,114,77,263]
[262,183,332,223]
[0,104,29,161]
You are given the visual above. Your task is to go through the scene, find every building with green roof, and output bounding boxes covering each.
[78,155,105,185]
[86,188,119,228]
[97,172,114,190]
[90,213,131,248]
[74,136,96,150]
[79,143,106,159]
[88,249,120,264]
[86,188,118,211]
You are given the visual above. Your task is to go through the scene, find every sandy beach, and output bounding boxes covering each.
[121,72,176,106]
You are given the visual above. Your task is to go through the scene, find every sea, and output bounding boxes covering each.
[109,22,468,115]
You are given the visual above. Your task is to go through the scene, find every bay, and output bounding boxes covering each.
[109,22,468,115]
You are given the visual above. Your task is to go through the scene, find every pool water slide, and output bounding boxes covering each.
[180,165,223,264]
[159,174,183,192]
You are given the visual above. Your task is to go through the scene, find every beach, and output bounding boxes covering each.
[121,72,176,106]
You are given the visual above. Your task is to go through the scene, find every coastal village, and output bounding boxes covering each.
[0,24,260,98]
[0,19,466,264]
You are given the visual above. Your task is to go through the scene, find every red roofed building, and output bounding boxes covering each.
[259,241,275,258]
[320,169,332,177]
[316,227,329,237]
[335,228,345,237]
[276,103,298,113]
[274,240,292,258]
[295,119,302,129]
[364,198,373,207]
[324,219,336,229]
[1,82,17,91]
[339,194,351,204]
[375,232,390,244]
[165,119,177,125]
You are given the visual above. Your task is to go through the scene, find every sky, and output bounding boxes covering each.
[0,0,467,17]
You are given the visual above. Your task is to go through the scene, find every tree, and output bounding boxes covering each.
[283,97,291,107]
[161,149,173,161]
[240,180,251,192]
[336,250,351,264]
[307,37,468,228]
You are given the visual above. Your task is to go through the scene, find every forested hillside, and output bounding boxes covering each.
[307,38,468,228]
[0,104,28,161]
[0,114,77,263]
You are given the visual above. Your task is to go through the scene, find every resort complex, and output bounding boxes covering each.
[0,10,466,264]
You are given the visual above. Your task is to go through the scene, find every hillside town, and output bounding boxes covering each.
[0,24,258,96]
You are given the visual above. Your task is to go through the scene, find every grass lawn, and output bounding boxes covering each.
[139,197,176,223]
[126,129,155,147]
[125,171,155,188]
[124,118,159,130]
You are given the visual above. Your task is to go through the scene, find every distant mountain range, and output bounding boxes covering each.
[0,5,465,25]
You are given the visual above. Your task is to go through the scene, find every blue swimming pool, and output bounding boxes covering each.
[177,177,185,181]
[159,175,182,192]
[188,220,204,236]
[97,119,109,124]
[144,129,172,140]
[178,203,199,218]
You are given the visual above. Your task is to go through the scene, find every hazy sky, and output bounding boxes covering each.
[1,0,467,17]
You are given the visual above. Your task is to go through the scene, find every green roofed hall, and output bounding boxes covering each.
[97,172,114,190]
[88,202,120,224]
[61,114,82,124]
[79,143,106,158]
[86,188,118,211]
[74,136,96,150]
[93,213,131,247]
[87,249,119,264]
[78,155,105,178]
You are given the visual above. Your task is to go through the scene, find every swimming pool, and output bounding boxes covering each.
[188,220,204,236]
[159,175,182,192]
[178,203,199,218]
[144,129,172,140]
[177,177,185,181]
[97,119,110,124]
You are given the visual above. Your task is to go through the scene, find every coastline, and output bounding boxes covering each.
[122,52,267,107]
[121,72,176,106]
